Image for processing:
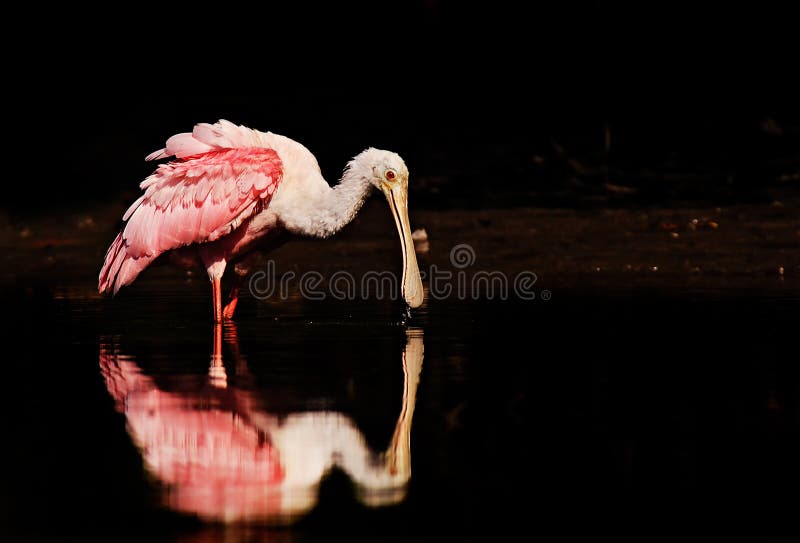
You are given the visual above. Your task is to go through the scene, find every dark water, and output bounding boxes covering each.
[3,280,800,541]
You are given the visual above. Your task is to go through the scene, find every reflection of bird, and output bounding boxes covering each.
[99,120,424,321]
[99,324,424,523]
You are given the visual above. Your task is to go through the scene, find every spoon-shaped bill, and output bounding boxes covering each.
[382,184,424,308]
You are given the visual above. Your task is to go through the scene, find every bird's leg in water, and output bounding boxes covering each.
[208,321,227,388]
[222,322,258,394]
[223,321,246,374]
[211,277,223,324]
[201,252,227,323]
[222,286,241,320]
[223,259,255,319]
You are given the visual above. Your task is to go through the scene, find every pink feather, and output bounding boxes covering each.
[99,121,284,294]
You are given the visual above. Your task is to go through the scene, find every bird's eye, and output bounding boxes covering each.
[385,169,397,181]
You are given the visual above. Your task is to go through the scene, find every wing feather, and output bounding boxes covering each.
[99,120,285,294]
[122,147,283,259]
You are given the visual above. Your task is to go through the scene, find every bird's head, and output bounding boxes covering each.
[347,147,409,190]
[349,148,423,309]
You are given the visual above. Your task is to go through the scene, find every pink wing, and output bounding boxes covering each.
[99,121,283,294]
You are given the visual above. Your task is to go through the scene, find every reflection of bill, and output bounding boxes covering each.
[99,325,424,523]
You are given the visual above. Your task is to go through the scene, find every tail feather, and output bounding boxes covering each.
[98,231,155,295]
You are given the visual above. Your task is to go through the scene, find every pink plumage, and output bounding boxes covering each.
[99,123,283,295]
[99,345,285,521]
[99,119,423,322]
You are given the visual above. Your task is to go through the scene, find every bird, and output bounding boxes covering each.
[99,120,424,322]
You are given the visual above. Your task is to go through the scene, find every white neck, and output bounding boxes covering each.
[281,160,374,239]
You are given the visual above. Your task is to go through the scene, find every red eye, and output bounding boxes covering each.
[386,170,396,180]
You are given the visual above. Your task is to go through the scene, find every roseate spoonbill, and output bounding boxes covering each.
[98,120,424,321]
[99,325,424,522]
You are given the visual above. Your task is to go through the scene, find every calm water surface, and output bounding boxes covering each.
[4,281,800,541]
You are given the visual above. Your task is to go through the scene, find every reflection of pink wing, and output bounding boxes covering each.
[100,345,284,520]
[133,402,284,487]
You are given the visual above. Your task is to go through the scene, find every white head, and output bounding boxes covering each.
[347,148,409,189]
[348,148,424,308]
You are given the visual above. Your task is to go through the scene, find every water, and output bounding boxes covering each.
[4,283,799,541]
[3,201,800,541]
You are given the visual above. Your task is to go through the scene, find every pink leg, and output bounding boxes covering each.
[201,250,227,324]
[208,322,227,388]
[222,280,241,320]
[222,257,256,320]
[222,321,248,374]
[213,321,222,355]
[211,277,223,323]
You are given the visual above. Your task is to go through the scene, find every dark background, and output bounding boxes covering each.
[3,3,800,542]
[15,93,799,215]
[9,1,799,214]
